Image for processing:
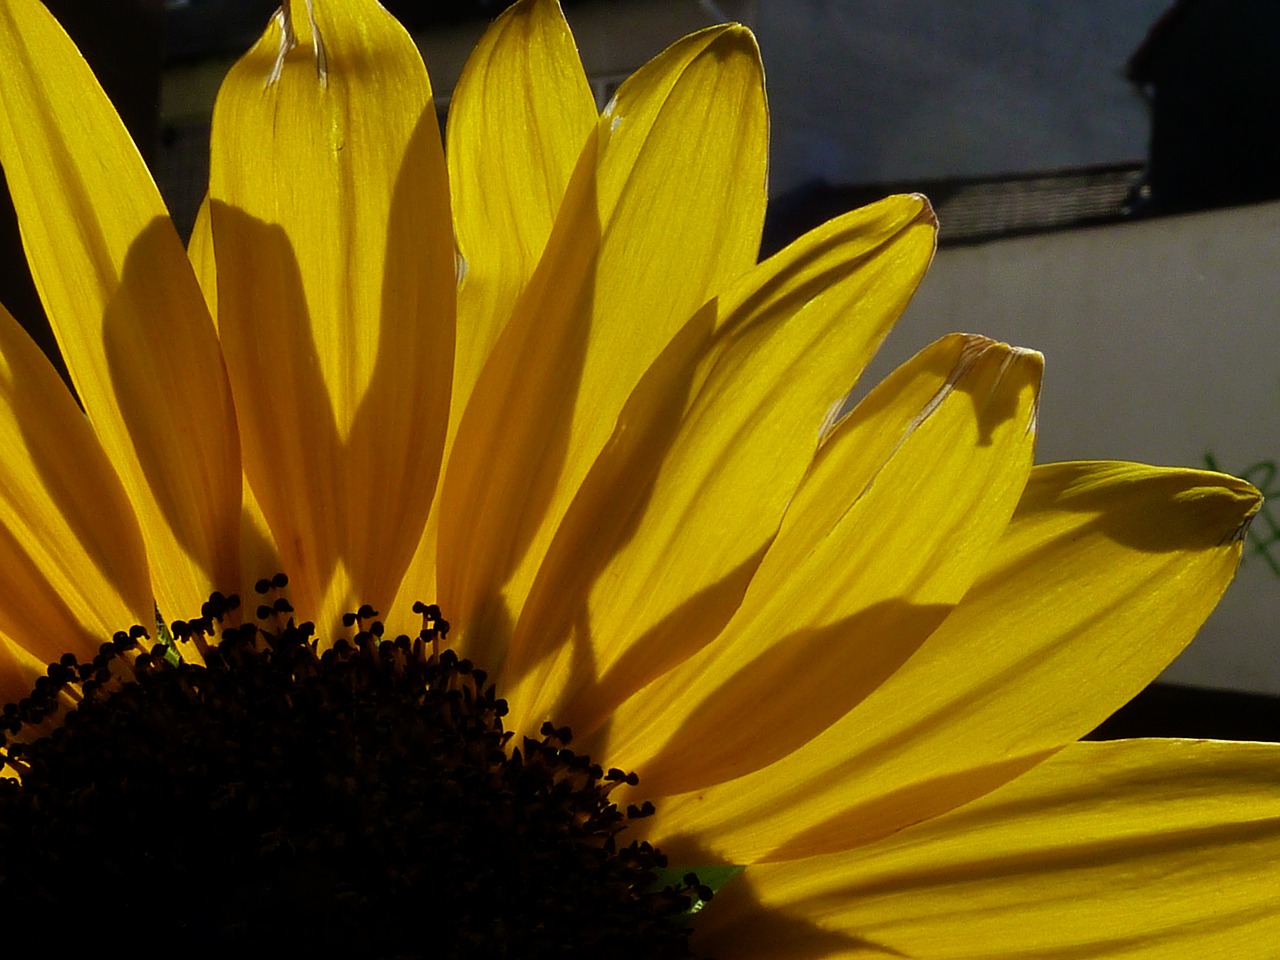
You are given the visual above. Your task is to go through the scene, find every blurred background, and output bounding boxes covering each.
[5,0,1279,738]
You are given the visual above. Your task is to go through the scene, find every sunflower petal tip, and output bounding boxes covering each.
[266,7,294,86]
[996,345,1046,438]
[1229,511,1256,545]
[1009,342,1046,374]
[1225,485,1263,544]
[947,336,1043,437]
[268,1,329,88]
[1188,466,1265,543]
[911,193,938,229]
[705,20,761,58]
[954,334,1044,372]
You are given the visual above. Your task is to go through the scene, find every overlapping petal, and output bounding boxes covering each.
[0,0,1271,952]
[502,195,938,735]
[186,196,283,590]
[445,0,596,418]
[0,302,150,678]
[602,334,1041,794]
[437,21,769,667]
[0,0,240,620]
[209,0,454,631]
[647,461,1259,863]
[389,0,597,630]
[695,740,1280,959]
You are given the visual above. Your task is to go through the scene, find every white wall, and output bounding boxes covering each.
[867,200,1280,693]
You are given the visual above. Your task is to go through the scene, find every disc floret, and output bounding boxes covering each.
[0,582,709,957]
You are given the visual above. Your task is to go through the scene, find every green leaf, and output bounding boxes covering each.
[153,613,181,666]
[650,864,745,920]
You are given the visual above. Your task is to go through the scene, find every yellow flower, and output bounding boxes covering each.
[0,0,1276,955]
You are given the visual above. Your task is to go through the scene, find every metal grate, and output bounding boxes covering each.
[762,163,1146,255]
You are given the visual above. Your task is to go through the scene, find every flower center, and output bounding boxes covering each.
[0,580,709,957]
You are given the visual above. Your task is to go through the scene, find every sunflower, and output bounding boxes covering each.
[0,0,1276,955]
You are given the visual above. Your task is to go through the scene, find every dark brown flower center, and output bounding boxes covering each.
[0,580,709,958]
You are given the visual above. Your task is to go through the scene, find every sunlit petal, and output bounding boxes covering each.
[446,0,595,421]
[209,0,454,630]
[439,22,769,667]
[649,462,1258,863]
[390,0,596,636]
[696,740,1280,959]
[187,194,281,588]
[505,195,937,733]
[0,2,1270,951]
[0,0,241,621]
[605,335,1039,793]
[186,195,217,321]
[0,302,150,669]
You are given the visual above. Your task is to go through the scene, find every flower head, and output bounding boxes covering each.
[0,0,1276,955]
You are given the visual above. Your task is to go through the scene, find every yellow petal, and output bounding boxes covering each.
[0,301,151,672]
[0,632,50,714]
[187,195,217,322]
[504,196,937,736]
[209,0,454,630]
[438,23,769,667]
[604,334,1039,794]
[446,0,595,420]
[187,194,282,604]
[0,0,241,621]
[389,0,596,635]
[647,461,1258,864]
[695,740,1280,959]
